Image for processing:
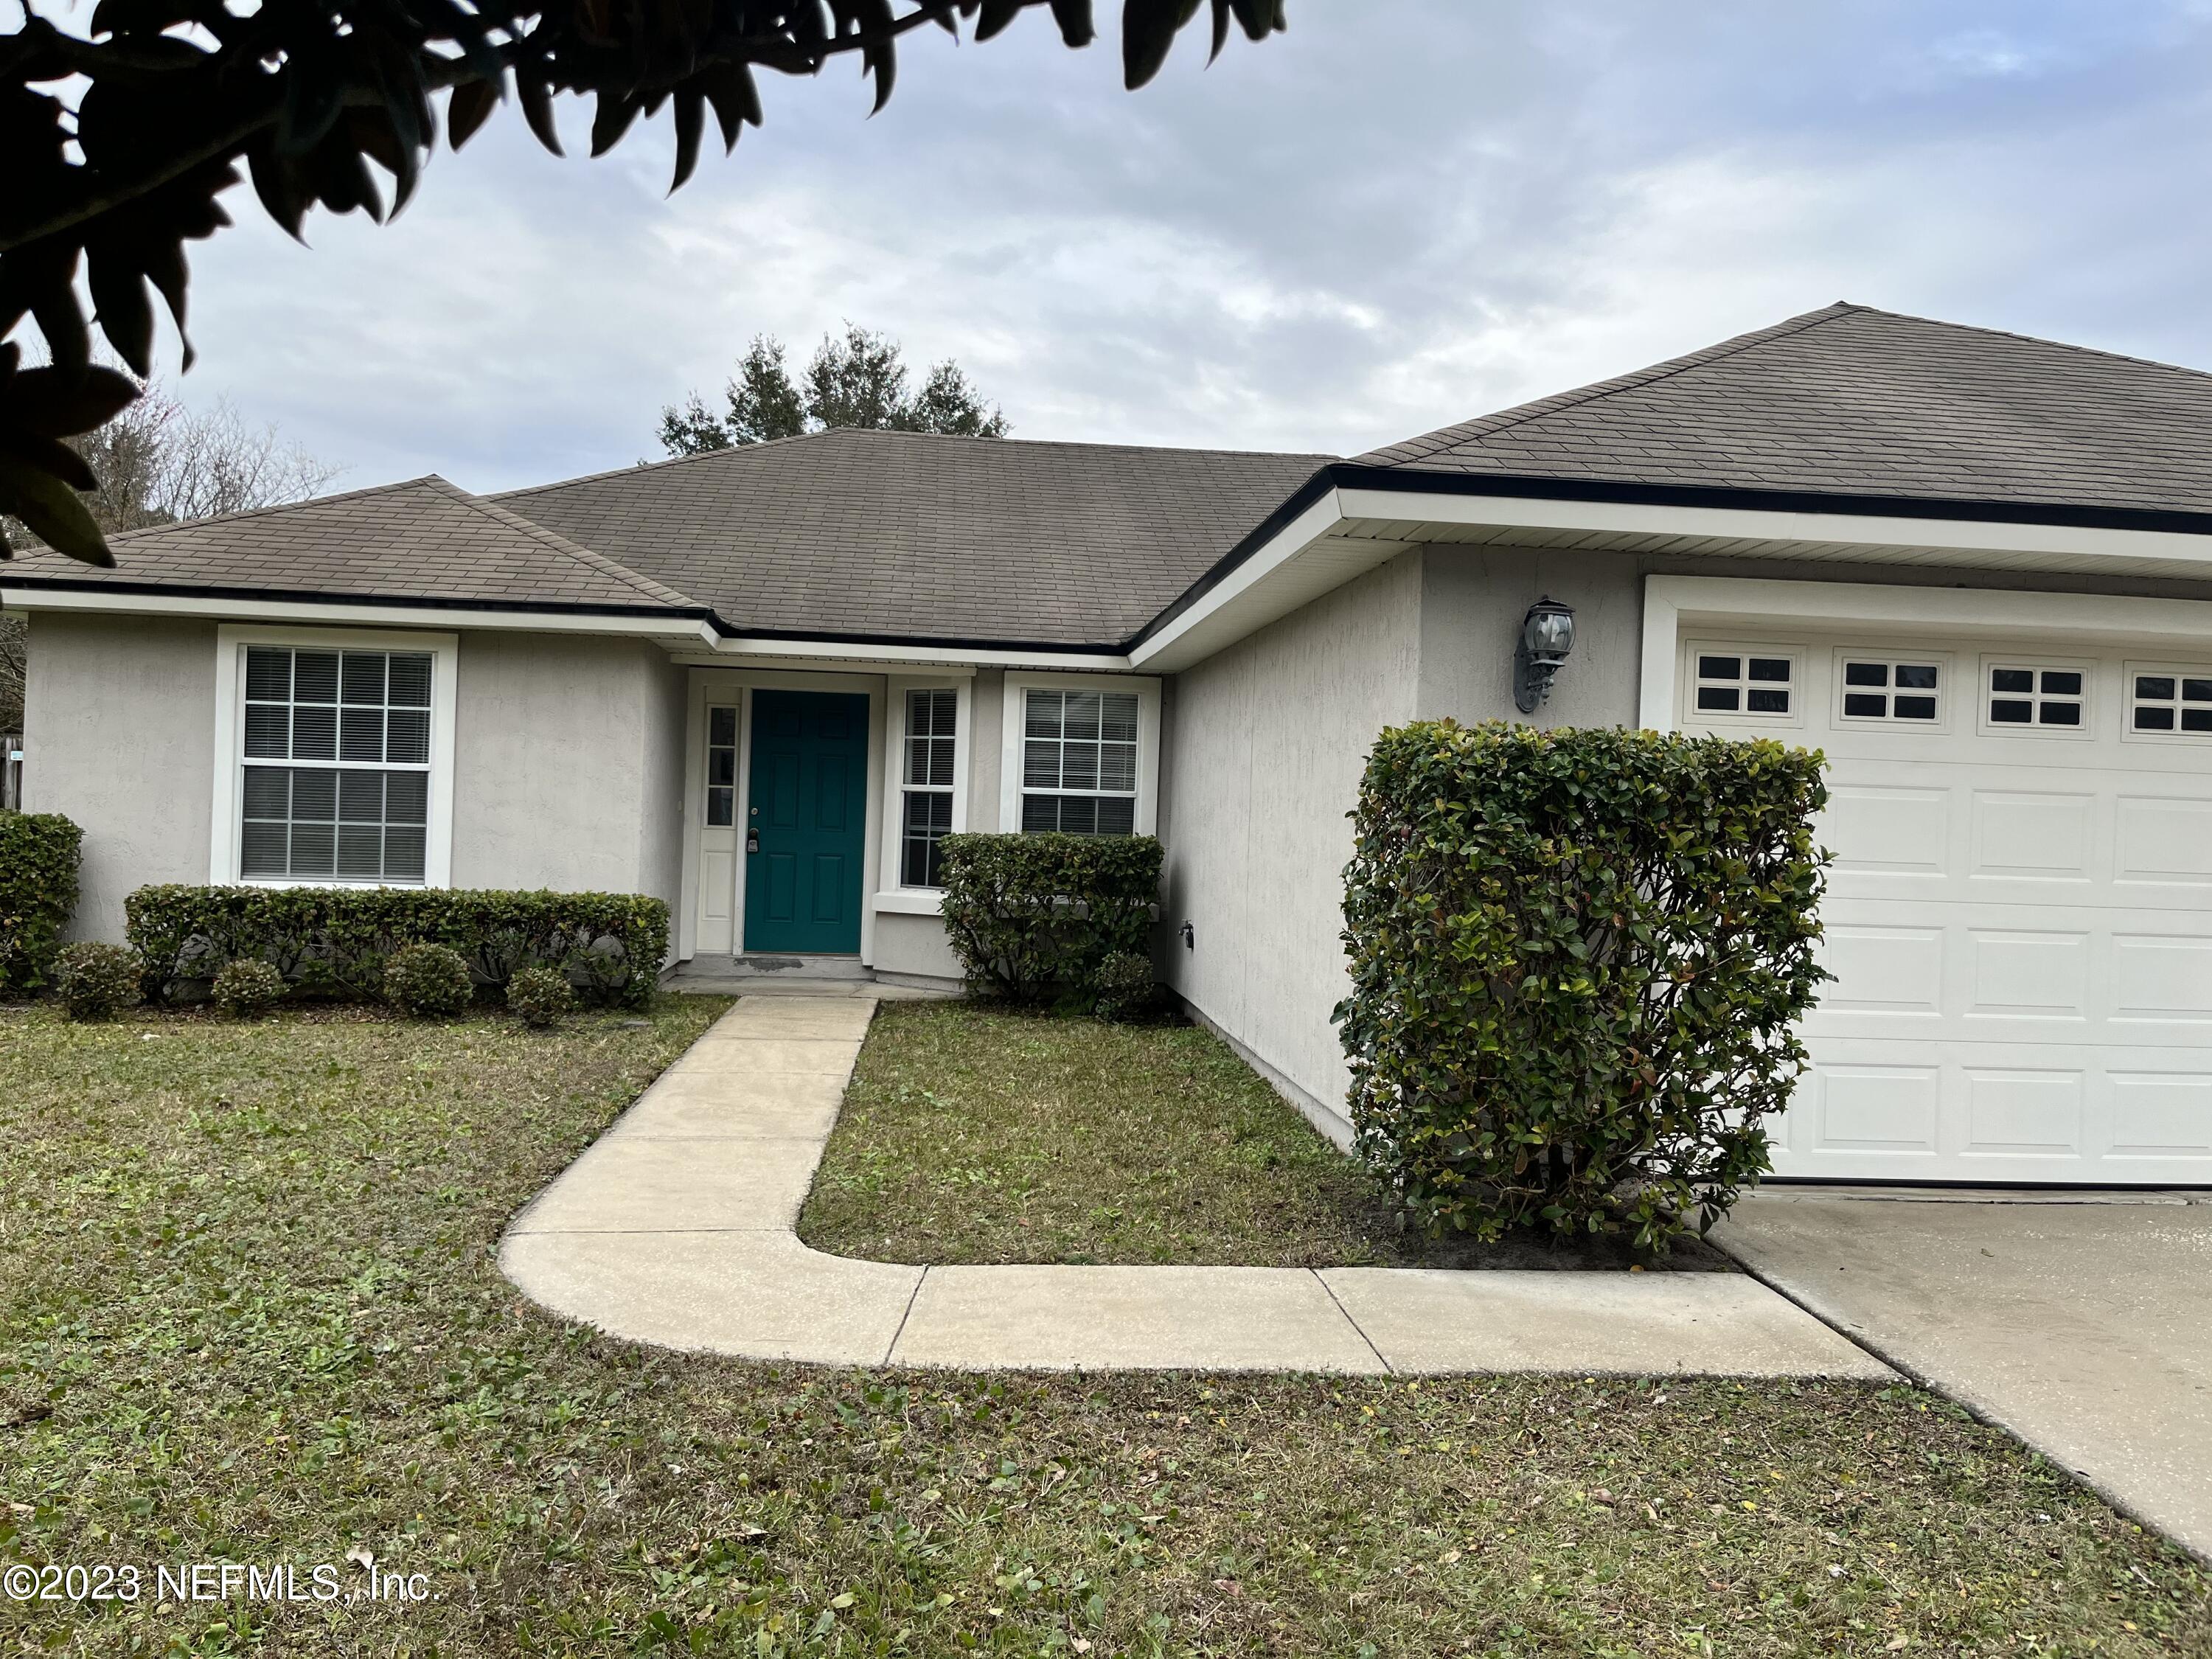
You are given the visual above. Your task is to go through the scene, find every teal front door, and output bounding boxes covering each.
[743,689,869,955]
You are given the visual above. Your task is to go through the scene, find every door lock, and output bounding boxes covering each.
[745,829,760,855]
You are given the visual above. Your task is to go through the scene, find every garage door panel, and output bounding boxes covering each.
[2108,1071,2212,1157]
[1965,929,2091,1021]
[2114,797,2212,886]
[1686,629,2212,1185]
[1969,790,2095,880]
[1816,925,1944,1016]
[2109,936,2212,1025]
[1807,1060,1941,1155]
[1964,1068,2086,1157]
[1823,784,1950,878]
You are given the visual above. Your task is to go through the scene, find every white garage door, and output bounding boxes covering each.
[1679,633,2212,1185]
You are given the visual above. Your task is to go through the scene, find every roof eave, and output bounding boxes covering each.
[1125,465,2212,674]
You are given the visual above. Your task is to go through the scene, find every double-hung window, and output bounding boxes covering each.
[1020,686,1139,835]
[901,689,958,886]
[219,628,455,888]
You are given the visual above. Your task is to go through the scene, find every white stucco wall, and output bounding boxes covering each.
[1416,546,1644,728]
[871,910,965,981]
[450,633,686,909]
[1158,552,1423,1130]
[21,618,686,947]
[22,613,218,942]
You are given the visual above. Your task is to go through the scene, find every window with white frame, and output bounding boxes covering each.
[1839,655,1944,723]
[1691,650,1795,717]
[2129,669,2212,736]
[704,705,737,825]
[901,688,958,886]
[240,644,431,882]
[1021,687,1138,835]
[1986,663,2085,730]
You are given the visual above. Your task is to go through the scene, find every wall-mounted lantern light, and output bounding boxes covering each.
[1513,596,1576,714]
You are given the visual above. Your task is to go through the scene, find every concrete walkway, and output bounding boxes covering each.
[1719,1191,2212,1561]
[504,996,1888,1378]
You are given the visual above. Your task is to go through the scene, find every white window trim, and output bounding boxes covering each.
[1679,639,1806,728]
[2121,659,2212,745]
[209,624,459,888]
[1975,653,2096,740]
[1833,645,1954,731]
[999,671,1161,838]
[878,674,973,909]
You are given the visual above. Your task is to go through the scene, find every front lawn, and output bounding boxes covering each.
[2,999,2205,1656]
[798,1001,1734,1270]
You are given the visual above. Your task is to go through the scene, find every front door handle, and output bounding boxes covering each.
[745,830,760,855]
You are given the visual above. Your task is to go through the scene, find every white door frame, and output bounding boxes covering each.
[678,667,887,964]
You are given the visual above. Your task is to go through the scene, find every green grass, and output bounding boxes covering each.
[797,1002,1734,1270]
[1,998,2205,1657]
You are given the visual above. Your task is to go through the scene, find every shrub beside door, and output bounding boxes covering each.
[1335,720,1829,1253]
[937,832,1162,1014]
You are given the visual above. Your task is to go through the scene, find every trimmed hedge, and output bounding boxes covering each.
[125,886,669,1009]
[1336,721,1829,1253]
[211,958,285,1019]
[507,964,577,1030]
[938,832,1162,1013]
[0,811,82,997]
[385,942,474,1018]
[57,941,140,1021]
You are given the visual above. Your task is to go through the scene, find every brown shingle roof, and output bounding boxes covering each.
[3,474,706,615]
[493,428,1333,647]
[1357,302,2212,515]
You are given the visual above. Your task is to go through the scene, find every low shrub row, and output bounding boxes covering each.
[126,886,669,1009]
[1337,720,1829,1254]
[937,832,1162,1018]
[0,811,82,997]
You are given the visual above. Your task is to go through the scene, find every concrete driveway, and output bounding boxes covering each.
[1717,1189,2212,1562]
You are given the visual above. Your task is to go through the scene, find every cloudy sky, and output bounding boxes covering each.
[162,0,2212,494]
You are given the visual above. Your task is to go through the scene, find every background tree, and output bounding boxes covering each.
[0,0,1286,569]
[0,392,338,729]
[658,324,1008,455]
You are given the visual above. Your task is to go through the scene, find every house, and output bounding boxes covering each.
[9,302,2212,1189]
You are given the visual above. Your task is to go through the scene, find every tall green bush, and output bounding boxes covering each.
[1336,721,1828,1253]
[938,832,1161,1012]
[126,886,669,1009]
[0,811,81,996]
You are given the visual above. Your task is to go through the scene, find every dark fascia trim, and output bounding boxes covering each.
[1124,463,2212,651]
[0,574,721,627]
[707,622,1130,657]
[0,576,1133,658]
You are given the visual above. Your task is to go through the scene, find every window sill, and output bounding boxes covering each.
[229,877,432,891]
[872,889,945,917]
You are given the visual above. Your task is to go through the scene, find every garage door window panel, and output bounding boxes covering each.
[2128,667,2212,738]
[1983,660,2091,737]
[1686,644,1800,723]
[1836,654,1946,725]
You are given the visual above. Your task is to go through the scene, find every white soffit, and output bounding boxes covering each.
[1330,487,2212,580]
[1137,484,2212,675]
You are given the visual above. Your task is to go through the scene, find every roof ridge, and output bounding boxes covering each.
[1368,303,1862,467]
[428,479,704,611]
[490,427,1339,504]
